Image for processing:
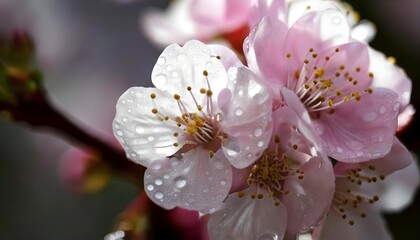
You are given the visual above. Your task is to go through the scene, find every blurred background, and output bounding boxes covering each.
[0,0,419,239]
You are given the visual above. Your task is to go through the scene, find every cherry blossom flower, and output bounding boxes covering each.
[207,104,335,239]
[245,9,401,163]
[113,40,273,213]
[319,138,419,240]
[141,0,252,48]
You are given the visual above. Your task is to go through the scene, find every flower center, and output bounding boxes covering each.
[238,135,305,206]
[284,48,374,117]
[149,69,223,155]
[331,165,385,226]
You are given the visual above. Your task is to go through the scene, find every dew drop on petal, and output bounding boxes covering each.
[356,151,364,157]
[258,233,279,240]
[154,192,163,200]
[116,130,123,136]
[148,136,155,142]
[171,71,179,78]
[254,128,263,137]
[122,117,128,122]
[220,180,226,186]
[215,112,223,121]
[257,141,264,147]
[157,57,166,66]
[363,112,377,122]
[227,149,239,157]
[234,107,244,116]
[146,184,154,191]
[154,74,167,88]
[170,157,181,169]
[151,161,162,170]
[393,102,400,111]
[203,188,209,193]
[166,65,173,71]
[379,105,386,114]
[135,125,145,134]
[154,178,163,186]
[206,62,213,68]
[214,160,224,170]
[332,16,342,25]
[336,147,343,153]
[163,174,170,179]
[174,176,187,188]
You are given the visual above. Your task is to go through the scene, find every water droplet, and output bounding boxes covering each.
[148,136,155,142]
[157,57,166,66]
[206,62,213,68]
[332,16,342,25]
[122,117,128,122]
[393,102,400,111]
[379,105,386,114]
[238,90,244,96]
[234,107,244,116]
[171,71,179,78]
[154,74,167,88]
[146,184,154,191]
[151,161,161,170]
[226,149,239,157]
[170,157,181,169]
[257,141,264,147]
[154,192,163,200]
[247,153,253,158]
[203,188,209,193]
[215,112,223,121]
[166,65,173,71]
[135,125,145,134]
[177,53,188,61]
[214,161,224,170]
[130,152,137,158]
[336,147,343,153]
[254,128,263,137]
[258,233,279,240]
[163,174,170,179]
[154,178,163,186]
[363,112,377,122]
[174,176,187,188]
[116,130,123,136]
[356,151,364,157]
[220,180,226,186]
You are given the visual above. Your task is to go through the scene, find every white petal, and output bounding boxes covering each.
[113,87,183,167]
[208,188,287,240]
[220,67,273,168]
[151,40,228,112]
[144,148,232,214]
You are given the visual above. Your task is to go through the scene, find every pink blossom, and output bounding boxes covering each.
[113,40,273,213]
[207,105,335,239]
[141,0,252,48]
[245,10,401,163]
[319,138,419,240]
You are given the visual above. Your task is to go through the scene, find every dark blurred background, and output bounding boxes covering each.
[0,0,419,239]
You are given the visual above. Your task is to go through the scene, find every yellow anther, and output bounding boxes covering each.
[173,143,179,147]
[328,99,333,107]
[150,93,156,99]
[174,94,181,100]
[197,105,203,111]
[325,56,330,61]
[274,135,281,143]
[209,151,215,158]
[309,48,314,52]
[173,132,179,137]
[206,90,213,96]
[293,144,298,150]
[335,48,340,52]
[238,191,245,198]
[304,59,309,64]
[152,108,158,114]
[200,88,206,94]
[365,88,373,94]
[203,70,208,76]
[312,53,318,58]
[286,53,292,58]
[368,72,374,78]
[339,65,345,70]
[356,67,361,72]
[187,86,192,91]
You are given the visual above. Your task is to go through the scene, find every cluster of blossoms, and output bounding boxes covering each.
[114,0,419,239]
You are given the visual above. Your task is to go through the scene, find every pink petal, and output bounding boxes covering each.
[144,148,232,214]
[320,206,392,240]
[208,187,287,240]
[369,47,412,112]
[282,156,335,234]
[113,87,183,167]
[244,16,289,91]
[316,88,399,162]
[370,157,419,212]
[249,0,287,27]
[284,10,351,67]
[220,67,273,168]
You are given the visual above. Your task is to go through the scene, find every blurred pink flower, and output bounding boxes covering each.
[141,0,252,48]
[245,9,401,163]
[319,138,419,240]
[207,105,334,239]
[113,40,273,213]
